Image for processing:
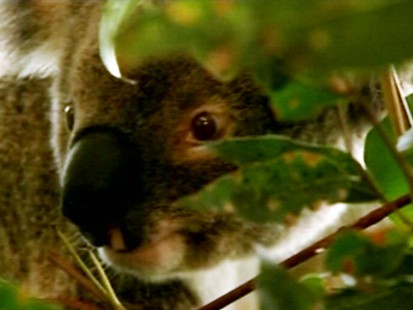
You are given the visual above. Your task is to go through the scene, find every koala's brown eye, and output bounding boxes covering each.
[191,112,219,141]
[64,105,75,131]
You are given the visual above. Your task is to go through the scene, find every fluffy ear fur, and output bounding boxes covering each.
[0,1,384,310]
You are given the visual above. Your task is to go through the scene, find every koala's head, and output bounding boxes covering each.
[54,54,279,279]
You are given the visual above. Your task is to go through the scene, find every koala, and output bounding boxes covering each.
[0,1,383,309]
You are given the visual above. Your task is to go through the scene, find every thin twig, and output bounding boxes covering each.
[57,230,109,298]
[336,102,386,202]
[48,251,107,301]
[283,193,411,268]
[382,66,412,135]
[381,67,413,195]
[198,193,412,310]
[89,251,127,310]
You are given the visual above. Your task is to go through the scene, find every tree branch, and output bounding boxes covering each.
[198,193,412,310]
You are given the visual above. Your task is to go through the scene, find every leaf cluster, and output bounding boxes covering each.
[0,281,61,310]
[9,1,413,310]
[98,0,413,309]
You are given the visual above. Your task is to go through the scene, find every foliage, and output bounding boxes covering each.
[87,0,413,309]
[323,231,413,310]
[258,262,319,310]
[5,0,413,309]
[0,281,61,310]
[179,136,376,223]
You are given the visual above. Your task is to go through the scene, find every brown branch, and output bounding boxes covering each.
[198,193,412,310]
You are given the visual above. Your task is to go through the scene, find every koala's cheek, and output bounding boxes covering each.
[99,233,187,277]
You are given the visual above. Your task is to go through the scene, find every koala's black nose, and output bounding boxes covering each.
[61,129,140,246]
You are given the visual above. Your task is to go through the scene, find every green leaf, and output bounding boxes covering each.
[406,94,413,113]
[255,0,413,71]
[325,284,413,310]
[299,274,326,298]
[365,118,413,227]
[258,261,318,310]
[385,250,413,278]
[0,280,61,310]
[270,81,342,121]
[326,231,406,277]
[180,139,376,223]
[108,0,413,84]
[302,2,413,70]
[364,117,409,200]
[114,0,245,77]
[0,280,19,310]
[211,135,355,167]
[212,136,377,203]
[325,238,413,309]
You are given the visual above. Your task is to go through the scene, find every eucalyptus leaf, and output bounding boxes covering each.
[179,146,376,223]
[114,0,243,77]
[211,136,377,203]
[326,231,406,277]
[385,250,413,278]
[108,0,413,83]
[364,117,409,200]
[260,0,413,71]
[406,93,413,113]
[0,280,18,310]
[0,280,61,310]
[270,81,342,121]
[211,135,357,167]
[326,285,413,310]
[258,261,317,310]
[303,2,413,70]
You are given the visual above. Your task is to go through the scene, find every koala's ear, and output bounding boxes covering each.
[227,72,262,97]
[227,72,281,134]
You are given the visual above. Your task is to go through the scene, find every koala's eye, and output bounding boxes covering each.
[191,112,219,141]
[64,105,75,131]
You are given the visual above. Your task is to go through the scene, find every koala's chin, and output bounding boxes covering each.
[98,229,188,281]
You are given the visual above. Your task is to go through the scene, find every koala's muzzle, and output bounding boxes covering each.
[61,129,141,246]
